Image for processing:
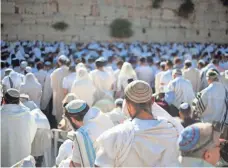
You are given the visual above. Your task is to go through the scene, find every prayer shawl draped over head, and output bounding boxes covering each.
[182,67,201,93]
[34,69,47,88]
[71,108,114,167]
[192,81,227,124]
[117,62,137,92]
[1,104,37,167]
[2,71,23,92]
[160,70,172,92]
[71,68,96,107]
[95,102,183,167]
[40,72,52,111]
[167,76,195,109]
[20,73,42,108]
[90,68,114,101]
[50,65,69,122]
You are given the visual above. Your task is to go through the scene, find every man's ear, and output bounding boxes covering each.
[203,150,210,161]
[151,96,155,104]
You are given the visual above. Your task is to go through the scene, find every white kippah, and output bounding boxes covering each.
[180,103,189,110]
[184,59,192,64]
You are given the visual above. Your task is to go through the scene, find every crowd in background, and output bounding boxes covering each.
[1,40,228,167]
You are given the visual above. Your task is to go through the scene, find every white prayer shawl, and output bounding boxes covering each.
[2,71,23,92]
[183,67,201,93]
[20,73,42,108]
[40,72,52,110]
[95,118,180,167]
[71,77,96,107]
[22,100,38,111]
[135,65,155,87]
[117,75,137,92]
[90,69,113,101]
[192,82,227,123]
[155,71,165,93]
[34,69,47,88]
[62,72,76,93]
[106,107,127,125]
[160,70,172,92]
[1,104,37,167]
[71,108,114,166]
[56,139,73,166]
[167,77,195,108]
[50,65,69,122]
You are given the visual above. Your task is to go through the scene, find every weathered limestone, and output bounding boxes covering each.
[1,0,228,43]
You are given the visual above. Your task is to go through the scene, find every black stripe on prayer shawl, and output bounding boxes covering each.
[196,93,205,114]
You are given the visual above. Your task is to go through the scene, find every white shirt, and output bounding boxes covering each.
[160,70,172,92]
[62,73,76,92]
[136,65,154,87]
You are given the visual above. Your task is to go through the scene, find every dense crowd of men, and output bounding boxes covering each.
[1,40,228,167]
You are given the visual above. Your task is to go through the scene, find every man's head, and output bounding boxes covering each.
[95,57,106,70]
[115,98,123,108]
[58,55,69,66]
[165,60,173,70]
[211,59,219,66]
[198,60,205,70]
[160,62,166,71]
[124,80,153,120]
[139,57,146,65]
[65,99,90,130]
[184,60,192,69]
[36,61,44,71]
[116,59,124,70]
[206,69,219,84]
[3,89,20,104]
[172,69,182,79]
[20,61,28,70]
[178,123,221,166]
[44,61,52,70]
[69,65,76,73]
[179,103,191,120]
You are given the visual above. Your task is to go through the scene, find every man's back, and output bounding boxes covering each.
[1,104,37,167]
[95,119,179,167]
[136,66,154,86]
[183,68,200,93]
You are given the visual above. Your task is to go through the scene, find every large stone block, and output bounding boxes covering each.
[36,15,53,25]
[1,1,15,14]
[7,34,18,41]
[146,28,166,42]
[1,14,22,24]
[162,1,178,10]
[85,16,97,25]
[42,2,58,15]
[21,14,36,24]
[140,18,151,27]
[115,7,128,18]
[100,6,116,18]
[151,9,162,19]
[162,9,176,20]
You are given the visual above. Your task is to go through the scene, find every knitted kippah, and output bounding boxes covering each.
[65,99,88,114]
[124,80,152,103]
[178,126,200,152]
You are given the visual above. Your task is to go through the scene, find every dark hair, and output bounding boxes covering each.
[95,61,105,68]
[185,62,192,68]
[117,60,124,68]
[166,60,173,68]
[139,57,146,64]
[116,102,123,108]
[174,58,181,64]
[12,59,20,68]
[36,62,44,70]
[1,61,6,69]
[161,64,166,71]
[4,93,20,104]
[211,59,219,65]
[69,65,76,72]
[128,78,134,84]
[65,104,90,122]
[147,57,153,64]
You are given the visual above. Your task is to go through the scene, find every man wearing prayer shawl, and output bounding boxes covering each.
[160,60,173,92]
[155,62,166,93]
[90,57,114,102]
[95,80,180,167]
[71,67,96,107]
[50,55,69,123]
[34,62,47,88]
[1,89,37,167]
[192,70,228,140]
[167,69,195,116]
[62,65,76,96]
[20,73,42,108]
[182,60,201,93]
[63,100,114,167]
[178,123,221,167]
[135,57,155,88]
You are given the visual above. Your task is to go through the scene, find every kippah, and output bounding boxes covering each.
[199,60,205,64]
[172,69,182,76]
[160,62,166,66]
[115,98,123,105]
[20,61,28,68]
[206,69,218,79]
[4,88,20,102]
[125,80,152,103]
[184,60,192,64]
[178,126,200,152]
[44,61,51,66]
[95,57,106,63]
[180,103,189,110]
[65,99,88,114]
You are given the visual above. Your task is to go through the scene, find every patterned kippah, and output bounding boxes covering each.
[65,99,88,114]
[124,80,152,103]
[178,126,200,152]
[206,69,219,79]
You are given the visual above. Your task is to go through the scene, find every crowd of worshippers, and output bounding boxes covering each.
[1,40,228,167]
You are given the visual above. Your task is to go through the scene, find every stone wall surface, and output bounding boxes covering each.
[1,0,228,43]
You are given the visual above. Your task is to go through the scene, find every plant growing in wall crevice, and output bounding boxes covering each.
[52,21,69,32]
[110,18,133,38]
[178,0,195,19]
